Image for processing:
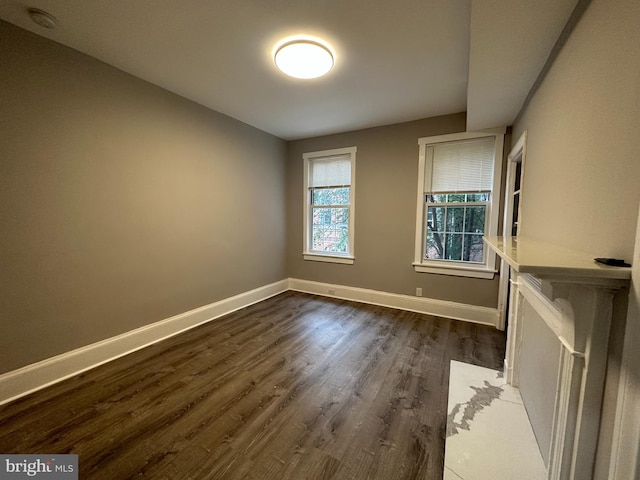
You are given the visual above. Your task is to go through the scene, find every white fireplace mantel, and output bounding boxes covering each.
[484,236,631,280]
[484,236,631,480]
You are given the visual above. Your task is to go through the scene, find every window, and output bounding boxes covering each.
[414,130,504,278]
[303,147,356,264]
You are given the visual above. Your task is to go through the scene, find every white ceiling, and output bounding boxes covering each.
[0,0,577,140]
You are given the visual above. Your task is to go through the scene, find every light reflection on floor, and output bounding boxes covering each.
[444,361,546,480]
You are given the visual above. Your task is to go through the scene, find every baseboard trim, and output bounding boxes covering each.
[288,278,499,327]
[0,278,498,406]
[0,279,288,406]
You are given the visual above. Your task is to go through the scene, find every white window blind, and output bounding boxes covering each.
[310,155,351,188]
[427,137,495,193]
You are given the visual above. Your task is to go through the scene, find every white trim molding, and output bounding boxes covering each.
[0,278,499,407]
[288,278,499,326]
[0,280,288,406]
[609,206,640,480]
[504,275,524,387]
[497,130,528,332]
[609,302,640,480]
[303,253,354,265]
[302,146,357,263]
[412,262,497,279]
[413,128,505,279]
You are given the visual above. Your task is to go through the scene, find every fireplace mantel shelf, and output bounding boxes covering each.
[484,236,631,280]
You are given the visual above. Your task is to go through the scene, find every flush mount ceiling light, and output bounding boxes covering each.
[27,7,57,29]
[274,39,334,79]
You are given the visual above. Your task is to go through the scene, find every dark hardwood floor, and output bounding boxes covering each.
[0,291,505,479]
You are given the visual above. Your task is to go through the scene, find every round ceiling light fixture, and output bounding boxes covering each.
[27,8,57,29]
[274,39,334,79]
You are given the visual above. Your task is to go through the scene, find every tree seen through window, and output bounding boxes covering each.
[425,193,488,263]
[311,187,350,253]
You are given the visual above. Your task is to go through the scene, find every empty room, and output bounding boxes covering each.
[1,0,639,479]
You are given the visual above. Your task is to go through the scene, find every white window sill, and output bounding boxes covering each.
[412,262,497,279]
[304,253,355,265]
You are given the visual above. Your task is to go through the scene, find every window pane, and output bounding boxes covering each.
[447,194,466,203]
[427,206,445,232]
[312,207,349,253]
[426,230,445,259]
[512,193,520,236]
[462,234,484,262]
[312,187,350,206]
[428,194,447,203]
[464,206,486,233]
[514,162,522,192]
[466,193,490,202]
[444,233,463,261]
[312,207,349,225]
[446,207,465,232]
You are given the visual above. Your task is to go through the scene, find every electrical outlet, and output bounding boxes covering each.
[416,287,423,297]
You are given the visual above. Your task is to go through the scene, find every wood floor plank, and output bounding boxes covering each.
[0,292,505,479]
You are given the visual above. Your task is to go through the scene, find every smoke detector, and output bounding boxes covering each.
[27,8,57,29]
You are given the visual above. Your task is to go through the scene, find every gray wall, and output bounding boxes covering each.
[286,115,501,308]
[512,0,640,476]
[513,0,640,260]
[0,21,287,373]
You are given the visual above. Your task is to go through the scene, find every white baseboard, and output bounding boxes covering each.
[288,278,499,327]
[0,279,288,406]
[0,278,498,406]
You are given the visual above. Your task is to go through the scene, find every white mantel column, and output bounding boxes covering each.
[536,277,626,480]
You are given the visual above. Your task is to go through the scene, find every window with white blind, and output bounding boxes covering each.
[303,147,356,264]
[414,131,504,278]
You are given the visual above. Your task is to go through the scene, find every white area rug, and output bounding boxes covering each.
[444,361,547,480]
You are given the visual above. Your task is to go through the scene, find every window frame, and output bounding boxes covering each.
[303,146,356,264]
[413,130,505,279]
